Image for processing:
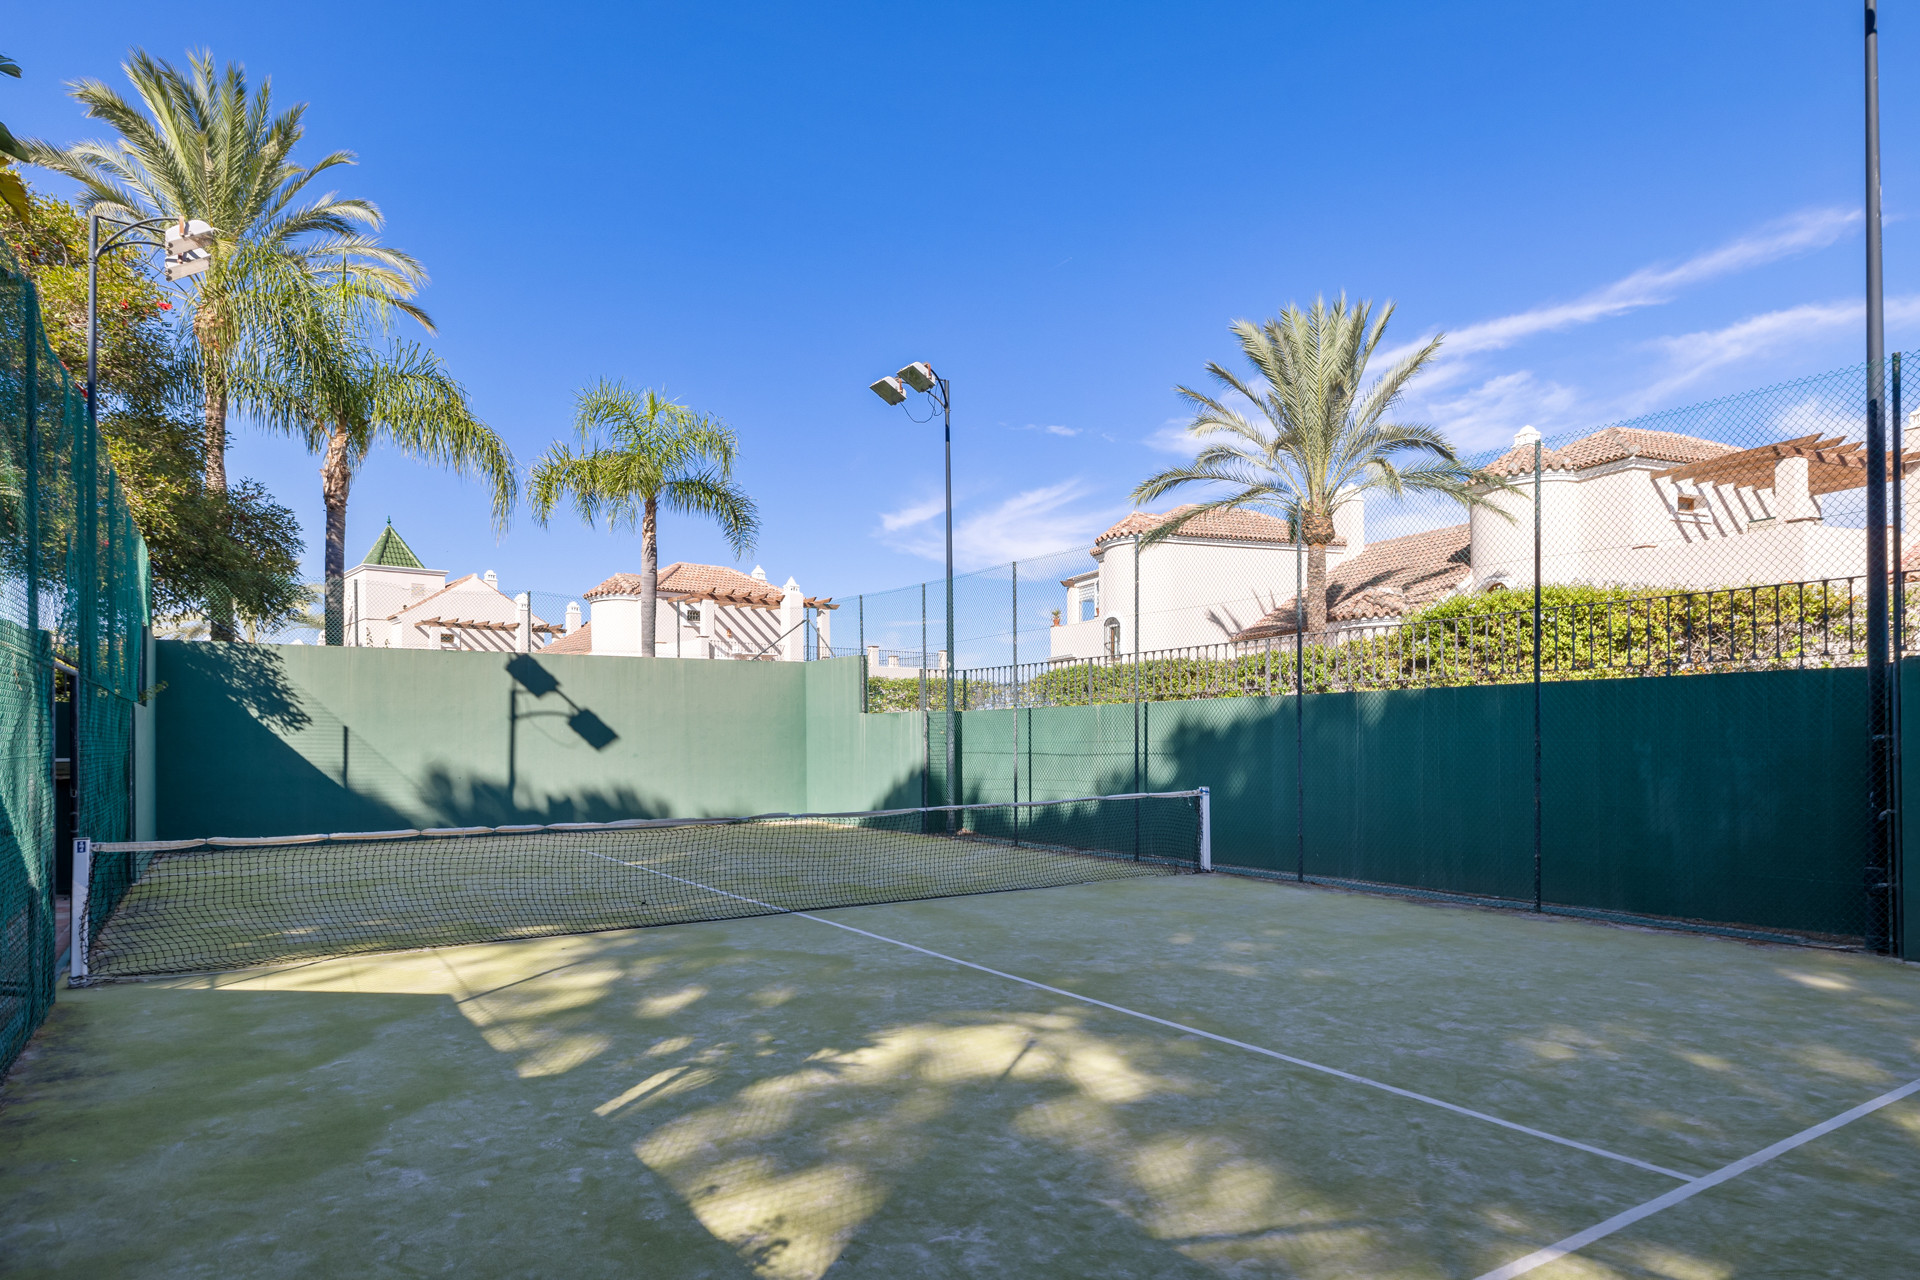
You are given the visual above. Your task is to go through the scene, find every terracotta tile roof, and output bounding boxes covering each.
[1094,505,1303,547]
[543,621,593,654]
[584,563,834,610]
[1483,427,1739,478]
[587,563,784,607]
[1232,524,1472,640]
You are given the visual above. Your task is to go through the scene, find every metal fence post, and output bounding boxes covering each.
[1533,433,1544,913]
[1295,523,1305,882]
[1892,352,1906,956]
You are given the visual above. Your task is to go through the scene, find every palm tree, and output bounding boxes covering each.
[1133,296,1508,634]
[529,383,759,657]
[233,281,515,646]
[27,48,424,492]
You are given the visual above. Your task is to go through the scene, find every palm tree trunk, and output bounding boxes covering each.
[1306,541,1329,636]
[197,315,235,639]
[640,495,658,658]
[203,376,229,492]
[321,424,353,647]
[1301,505,1336,635]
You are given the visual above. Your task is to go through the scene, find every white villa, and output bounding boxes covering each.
[1049,503,1365,660]
[1054,424,1908,656]
[343,523,562,651]
[545,563,834,661]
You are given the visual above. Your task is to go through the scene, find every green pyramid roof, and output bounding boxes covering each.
[360,521,425,569]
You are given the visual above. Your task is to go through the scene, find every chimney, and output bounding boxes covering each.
[484,569,499,591]
[565,601,582,634]
[514,592,532,652]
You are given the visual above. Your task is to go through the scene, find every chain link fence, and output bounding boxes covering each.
[1,242,150,1075]
[842,358,1912,949]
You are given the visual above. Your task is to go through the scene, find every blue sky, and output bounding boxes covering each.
[7,1,1916,607]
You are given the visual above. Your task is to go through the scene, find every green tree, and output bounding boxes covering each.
[1,183,306,634]
[529,383,758,657]
[25,48,424,494]
[231,279,515,645]
[1133,296,1508,634]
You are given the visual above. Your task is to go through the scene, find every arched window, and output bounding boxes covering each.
[1104,618,1121,658]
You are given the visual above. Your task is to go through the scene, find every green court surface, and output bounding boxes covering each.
[2,874,1915,1278]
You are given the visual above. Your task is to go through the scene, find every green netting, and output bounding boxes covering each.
[0,241,150,1076]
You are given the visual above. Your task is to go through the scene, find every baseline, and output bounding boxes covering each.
[587,852,1693,1182]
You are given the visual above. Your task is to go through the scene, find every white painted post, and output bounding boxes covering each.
[70,838,92,981]
[780,577,805,661]
[1197,787,1212,871]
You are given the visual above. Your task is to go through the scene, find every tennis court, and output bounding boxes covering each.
[4,847,1915,1278]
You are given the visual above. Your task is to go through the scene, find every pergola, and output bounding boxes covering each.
[661,584,838,612]
[1652,434,1919,495]
[414,617,567,636]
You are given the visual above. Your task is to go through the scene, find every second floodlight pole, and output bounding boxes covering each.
[1865,0,1892,953]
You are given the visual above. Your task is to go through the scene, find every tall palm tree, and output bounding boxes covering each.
[529,383,759,657]
[233,281,515,646]
[27,48,424,492]
[1134,296,1507,634]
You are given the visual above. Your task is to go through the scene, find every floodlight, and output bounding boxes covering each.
[870,375,906,405]
[163,218,217,282]
[164,247,211,282]
[898,362,937,393]
[165,217,218,252]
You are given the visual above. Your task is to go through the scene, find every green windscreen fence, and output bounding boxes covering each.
[860,358,1911,950]
[0,241,150,1076]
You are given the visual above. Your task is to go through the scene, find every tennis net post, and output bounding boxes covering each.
[1198,786,1211,872]
[70,838,92,983]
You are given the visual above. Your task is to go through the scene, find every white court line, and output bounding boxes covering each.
[1472,1074,1920,1280]
[586,852,1694,1183]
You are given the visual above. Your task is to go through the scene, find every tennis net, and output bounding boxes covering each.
[72,790,1211,979]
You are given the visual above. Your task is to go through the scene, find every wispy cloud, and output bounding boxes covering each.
[1423,371,1583,453]
[1143,418,1199,456]
[876,479,1121,567]
[1013,422,1083,437]
[1378,208,1861,384]
[1629,293,1920,408]
[877,495,945,533]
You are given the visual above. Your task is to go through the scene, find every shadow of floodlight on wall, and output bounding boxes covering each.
[505,654,621,751]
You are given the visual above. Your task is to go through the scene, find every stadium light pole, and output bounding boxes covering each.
[871,362,957,824]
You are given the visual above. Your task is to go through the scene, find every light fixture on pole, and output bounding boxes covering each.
[163,216,217,282]
[869,360,956,827]
[79,207,216,859]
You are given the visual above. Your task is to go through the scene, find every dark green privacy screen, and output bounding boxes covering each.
[0,240,150,1075]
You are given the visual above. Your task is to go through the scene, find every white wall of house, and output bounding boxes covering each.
[589,577,825,660]
[343,563,449,642]
[1470,435,1904,592]
[1049,517,1364,662]
[368,574,551,650]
